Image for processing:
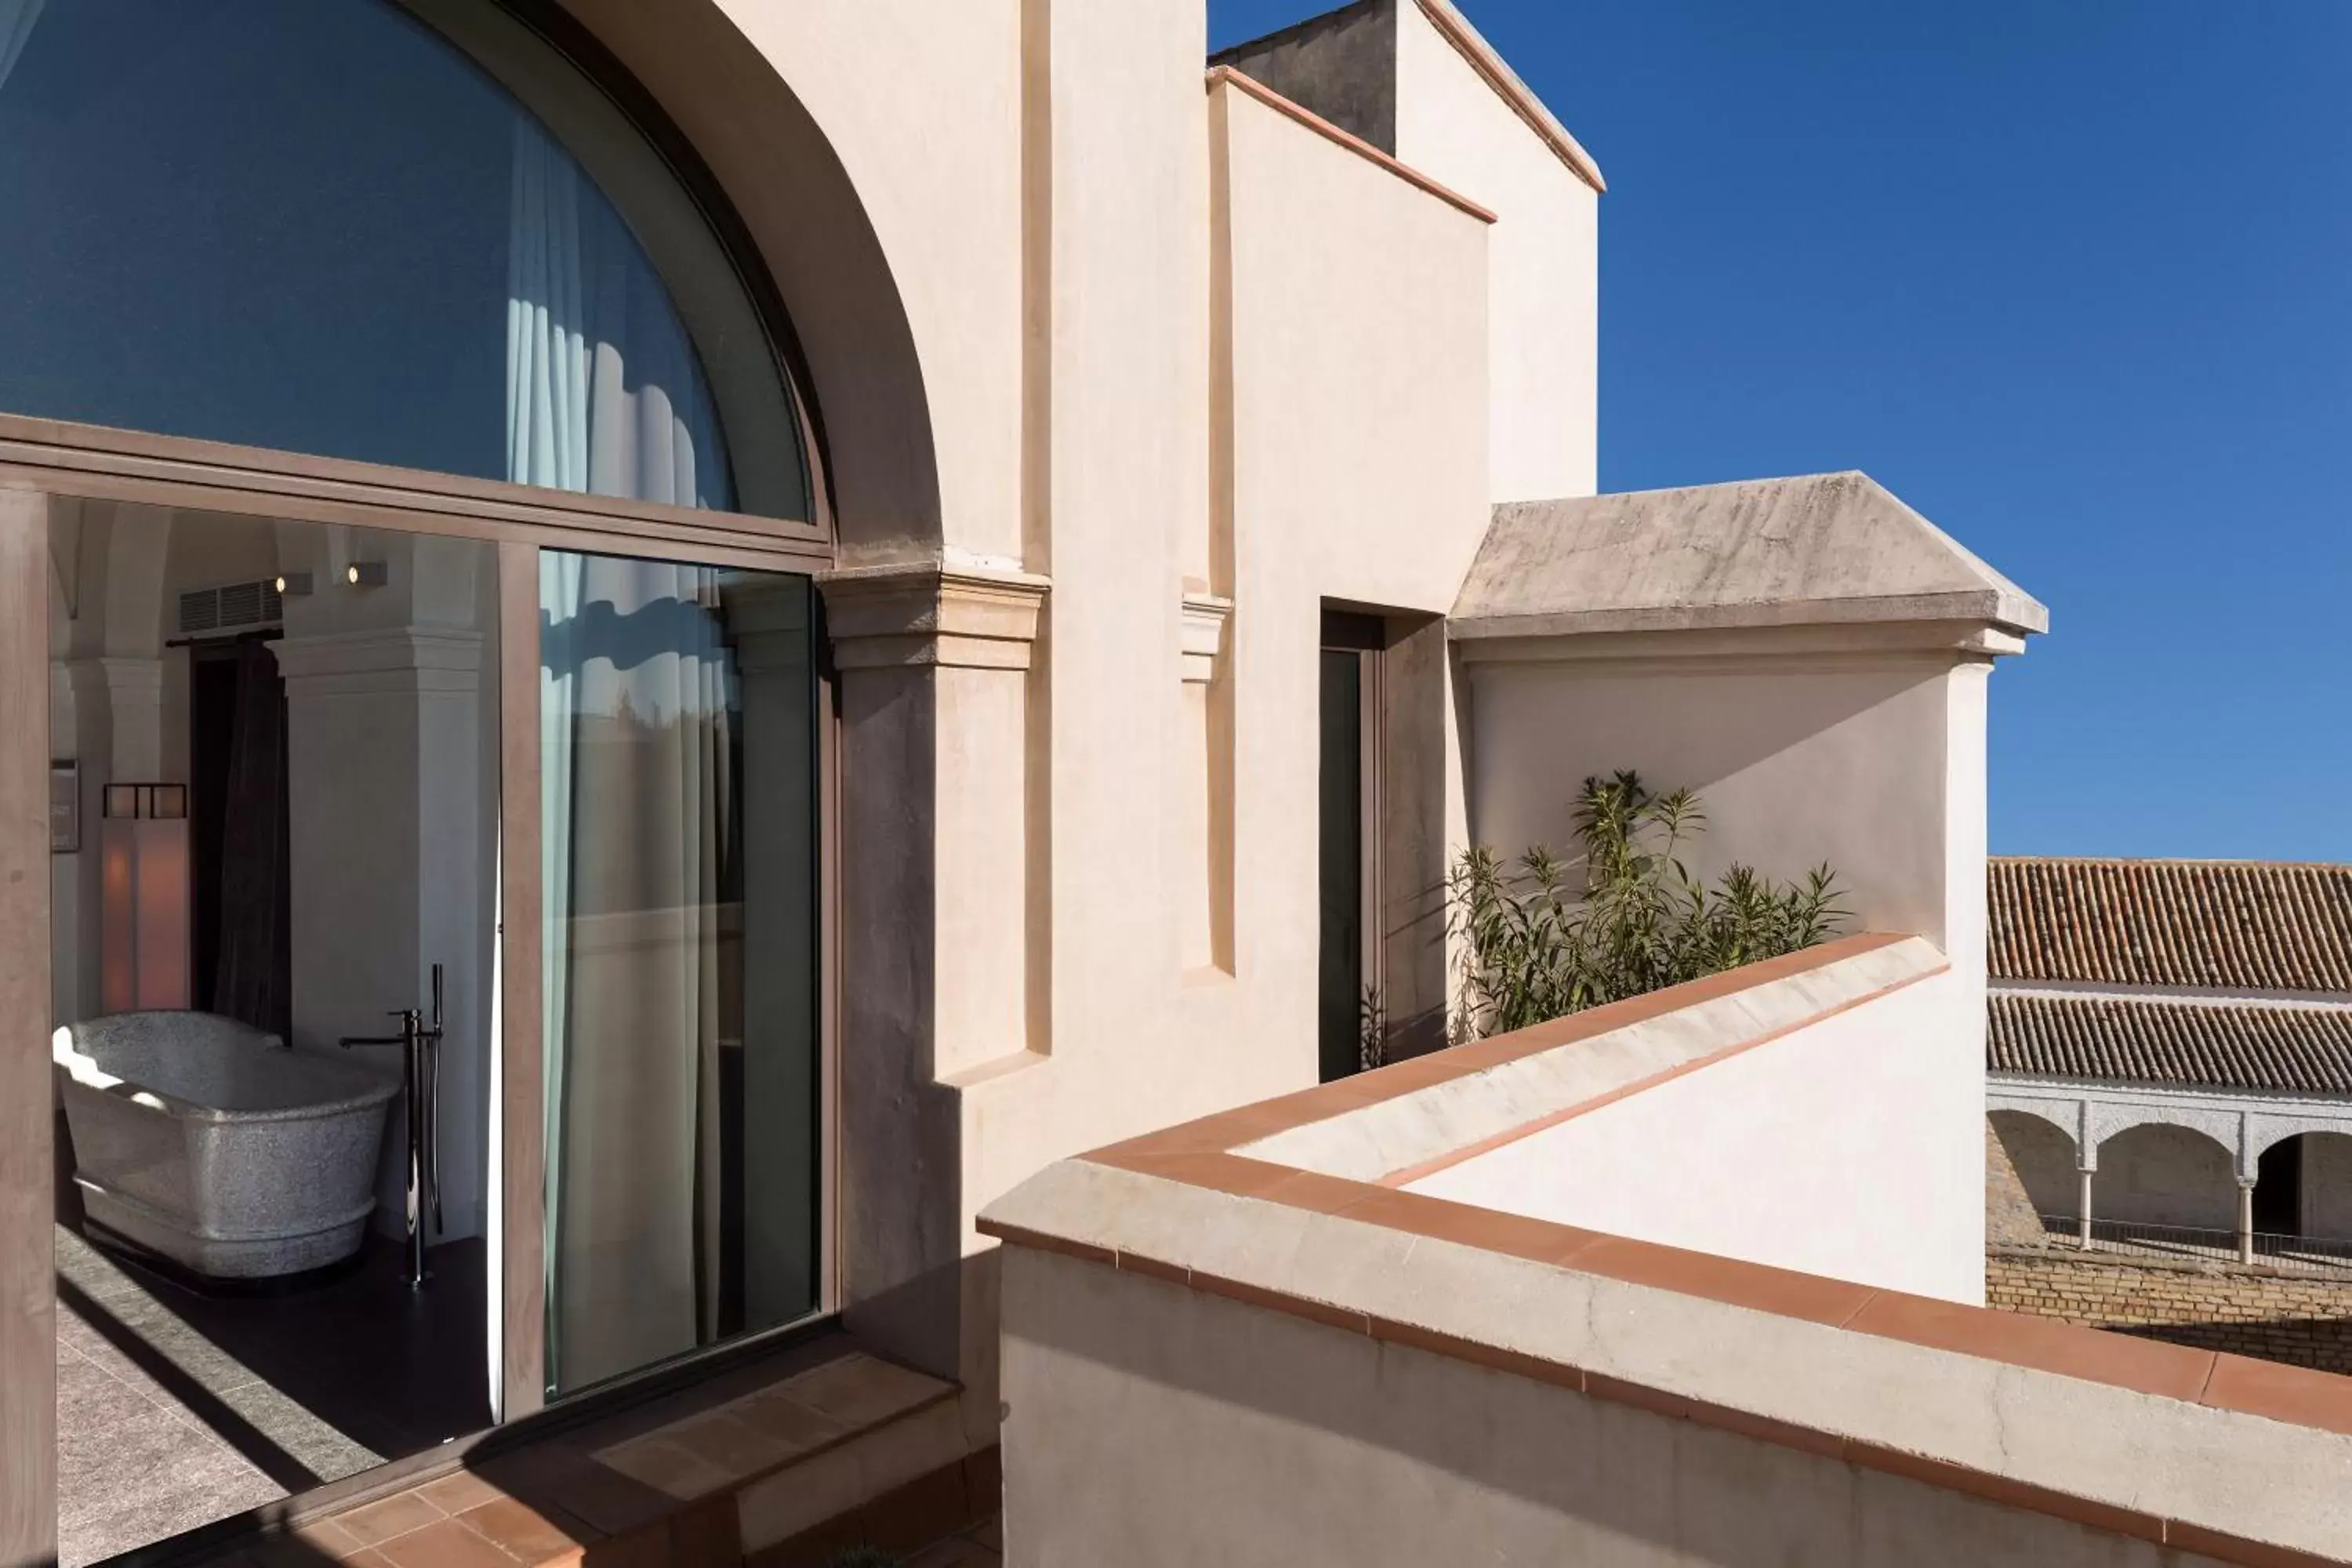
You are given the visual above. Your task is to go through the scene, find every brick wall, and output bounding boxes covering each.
[1988,1251,2352,1374]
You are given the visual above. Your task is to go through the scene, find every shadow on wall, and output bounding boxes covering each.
[1466,657,1962,945]
[1000,1247,2164,1567]
[2115,1316,2352,1377]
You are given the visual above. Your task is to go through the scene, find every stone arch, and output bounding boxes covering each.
[540,0,946,564]
[1988,1109,2078,1219]
[2092,1122,2238,1232]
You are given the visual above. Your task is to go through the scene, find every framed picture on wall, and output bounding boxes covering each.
[51,760,78,853]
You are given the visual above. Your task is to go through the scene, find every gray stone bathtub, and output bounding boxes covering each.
[54,1012,397,1278]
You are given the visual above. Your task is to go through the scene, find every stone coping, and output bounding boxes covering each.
[980,938,2352,1566]
[1206,65,1497,226]
[1238,932,1944,1185]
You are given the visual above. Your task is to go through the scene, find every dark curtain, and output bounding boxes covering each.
[212,641,291,1041]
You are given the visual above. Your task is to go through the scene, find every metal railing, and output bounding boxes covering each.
[2031,1215,2352,1277]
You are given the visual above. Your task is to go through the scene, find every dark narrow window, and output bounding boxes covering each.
[1319,611,1383,1083]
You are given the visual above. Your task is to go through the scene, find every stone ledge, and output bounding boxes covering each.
[816,561,1048,672]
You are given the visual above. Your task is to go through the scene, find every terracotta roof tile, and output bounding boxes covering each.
[1988,992,2352,1096]
[1988,858,2352,993]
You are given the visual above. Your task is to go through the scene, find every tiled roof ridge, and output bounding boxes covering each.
[1987,990,2352,1098]
[1989,857,2352,993]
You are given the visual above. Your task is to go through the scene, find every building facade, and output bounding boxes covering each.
[0,1,2059,1563]
[1987,857,2352,1250]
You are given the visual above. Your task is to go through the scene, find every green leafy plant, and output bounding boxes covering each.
[1449,771,1848,1040]
[1358,984,1388,1074]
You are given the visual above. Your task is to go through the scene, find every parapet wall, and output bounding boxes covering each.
[986,937,2352,1566]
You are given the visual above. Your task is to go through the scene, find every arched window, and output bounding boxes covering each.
[0,0,810,520]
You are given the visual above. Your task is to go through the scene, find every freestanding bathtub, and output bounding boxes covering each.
[54,1012,397,1279]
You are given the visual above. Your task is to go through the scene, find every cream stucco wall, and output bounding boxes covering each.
[1393,4,1599,503]
[954,78,1494,1257]
[1410,967,1987,1303]
[1000,1245,2239,1568]
[613,0,1504,1418]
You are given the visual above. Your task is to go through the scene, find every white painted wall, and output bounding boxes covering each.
[2092,1123,2238,1231]
[1464,645,1985,957]
[1393,3,1598,503]
[1408,966,1985,1303]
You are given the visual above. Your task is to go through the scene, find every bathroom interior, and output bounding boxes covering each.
[49,500,503,1563]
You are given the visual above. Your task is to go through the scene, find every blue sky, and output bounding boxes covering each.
[1210,0,2352,861]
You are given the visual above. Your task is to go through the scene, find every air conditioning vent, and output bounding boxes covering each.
[176,579,287,639]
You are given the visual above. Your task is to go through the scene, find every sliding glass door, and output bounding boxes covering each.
[539,554,820,1397]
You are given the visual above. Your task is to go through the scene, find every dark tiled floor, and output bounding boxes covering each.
[56,1223,492,1566]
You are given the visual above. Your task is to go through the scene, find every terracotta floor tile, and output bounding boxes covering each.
[416,1469,510,1516]
[370,1515,525,1568]
[459,1496,601,1563]
[332,1491,448,1548]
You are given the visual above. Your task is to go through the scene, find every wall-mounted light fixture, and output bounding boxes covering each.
[274,571,313,597]
[100,783,189,1013]
[346,561,388,588]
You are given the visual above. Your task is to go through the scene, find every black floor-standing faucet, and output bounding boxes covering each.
[340,964,445,1289]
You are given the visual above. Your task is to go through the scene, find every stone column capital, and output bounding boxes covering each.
[272,626,484,696]
[817,558,1050,672]
[1179,593,1232,685]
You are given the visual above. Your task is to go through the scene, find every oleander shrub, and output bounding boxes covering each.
[1450,771,1849,1040]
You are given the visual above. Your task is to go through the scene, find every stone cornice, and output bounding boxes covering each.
[817,559,1051,672]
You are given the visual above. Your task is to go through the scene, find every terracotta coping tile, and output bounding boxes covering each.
[1844,1290,2216,1404]
[2198,1351,2352,1439]
[1086,1148,1297,1200]
[1331,1186,1606,1269]
[1686,1396,1849,1465]
[1564,1234,1879,1330]
[1255,1164,1394,1216]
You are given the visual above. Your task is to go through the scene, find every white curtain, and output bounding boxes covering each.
[538,554,739,1391]
[0,0,42,95]
[514,108,744,1391]
[506,114,731,511]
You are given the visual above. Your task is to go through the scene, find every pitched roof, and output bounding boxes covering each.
[1989,858,2352,994]
[1988,992,2352,1098]
[1451,471,2047,641]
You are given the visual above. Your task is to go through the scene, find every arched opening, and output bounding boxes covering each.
[1989,1109,2078,1222]
[0,0,814,520]
[2255,1130,2352,1243]
[2093,1122,2238,1232]
[2,5,884,1559]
